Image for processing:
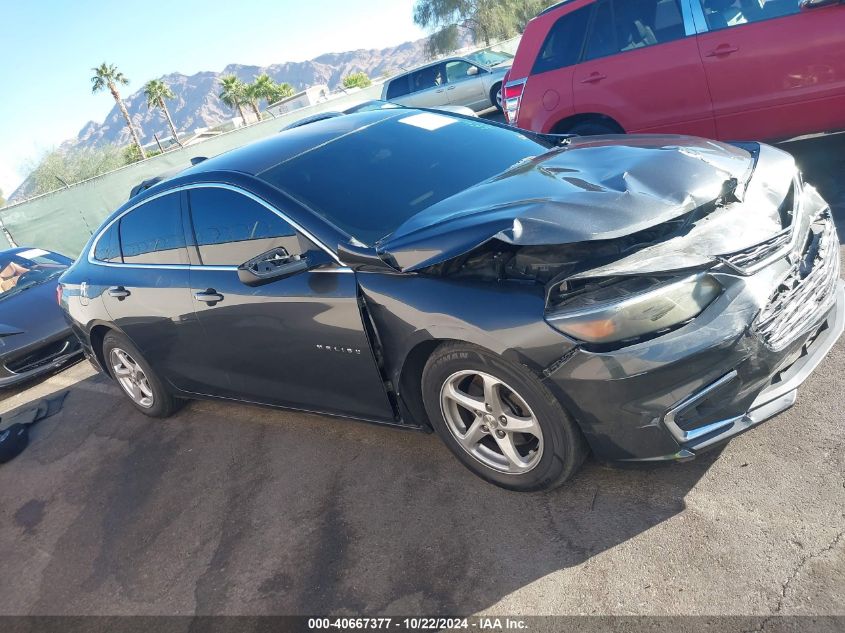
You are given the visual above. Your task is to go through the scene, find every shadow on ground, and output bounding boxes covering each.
[0,371,721,615]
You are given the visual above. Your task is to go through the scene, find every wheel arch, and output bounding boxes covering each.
[550,112,625,135]
[88,322,118,374]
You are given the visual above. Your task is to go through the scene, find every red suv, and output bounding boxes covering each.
[504,0,845,140]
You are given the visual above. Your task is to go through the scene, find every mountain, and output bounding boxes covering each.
[73,38,436,150]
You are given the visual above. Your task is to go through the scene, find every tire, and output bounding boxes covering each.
[490,83,503,113]
[565,120,622,136]
[422,342,588,491]
[102,331,181,418]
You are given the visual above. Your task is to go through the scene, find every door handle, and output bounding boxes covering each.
[705,44,739,57]
[194,289,224,305]
[580,72,607,84]
[447,86,456,90]
[108,286,130,300]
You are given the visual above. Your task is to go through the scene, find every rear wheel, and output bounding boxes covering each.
[102,332,180,418]
[422,343,588,491]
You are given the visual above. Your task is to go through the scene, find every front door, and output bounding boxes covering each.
[444,59,489,110]
[185,185,395,422]
[573,0,716,137]
[693,0,845,140]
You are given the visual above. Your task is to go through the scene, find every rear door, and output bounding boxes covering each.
[184,185,396,422]
[443,59,489,110]
[99,191,202,392]
[573,0,716,137]
[693,0,845,140]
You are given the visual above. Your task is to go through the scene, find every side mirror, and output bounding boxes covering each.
[238,248,310,286]
[467,66,479,76]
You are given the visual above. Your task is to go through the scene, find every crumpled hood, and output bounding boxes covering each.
[377,135,792,273]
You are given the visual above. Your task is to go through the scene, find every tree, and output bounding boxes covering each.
[268,82,295,104]
[219,75,249,124]
[413,0,549,55]
[91,63,147,159]
[244,81,263,122]
[22,145,129,198]
[251,74,281,107]
[342,72,372,89]
[144,79,182,148]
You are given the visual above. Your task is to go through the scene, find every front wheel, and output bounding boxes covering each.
[422,343,588,491]
[490,83,503,113]
[102,331,181,418]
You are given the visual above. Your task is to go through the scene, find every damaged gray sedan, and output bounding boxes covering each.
[60,110,843,491]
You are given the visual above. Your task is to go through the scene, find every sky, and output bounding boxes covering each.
[0,0,426,196]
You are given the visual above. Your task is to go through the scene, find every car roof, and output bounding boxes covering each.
[180,108,415,178]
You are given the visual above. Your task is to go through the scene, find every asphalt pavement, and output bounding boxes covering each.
[0,130,842,619]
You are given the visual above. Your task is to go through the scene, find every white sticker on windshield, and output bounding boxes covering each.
[17,248,48,260]
[398,112,457,131]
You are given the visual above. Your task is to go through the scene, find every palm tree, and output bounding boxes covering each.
[91,63,146,159]
[244,81,263,123]
[144,79,182,148]
[251,74,279,107]
[268,82,295,105]
[219,75,249,124]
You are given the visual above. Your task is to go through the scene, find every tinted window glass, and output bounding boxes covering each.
[119,193,187,265]
[699,0,798,31]
[533,5,592,74]
[614,0,684,51]
[410,65,444,93]
[584,0,618,60]
[94,222,122,263]
[386,76,411,99]
[258,113,554,246]
[189,188,316,266]
[445,60,479,83]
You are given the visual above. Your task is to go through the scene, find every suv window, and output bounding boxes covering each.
[188,188,316,266]
[533,4,592,74]
[585,0,686,61]
[445,60,480,83]
[409,64,444,93]
[94,222,122,263]
[119,193,187,265]
[698,0,799,31]
[386,76,411,100]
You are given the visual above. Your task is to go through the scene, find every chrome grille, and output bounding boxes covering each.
[755,211,840,351]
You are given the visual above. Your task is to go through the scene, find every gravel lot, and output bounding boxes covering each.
[0,130,842,620]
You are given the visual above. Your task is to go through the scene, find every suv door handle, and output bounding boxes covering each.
[108,286,130,300]
[705,44,739,57]
[194,289,224,305]
[447,86,456,90]
[580,72,607,84]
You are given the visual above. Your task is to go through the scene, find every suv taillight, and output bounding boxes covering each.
[503,78,527,125]
[56,283,62,306]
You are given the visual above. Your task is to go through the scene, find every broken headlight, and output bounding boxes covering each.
[546,273,721,344]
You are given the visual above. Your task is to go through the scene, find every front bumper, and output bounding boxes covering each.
[662,280,844,458]
[0,331,83,387]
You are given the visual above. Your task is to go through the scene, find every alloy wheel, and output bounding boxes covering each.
[440,370,543,474]
[110,347,155,408]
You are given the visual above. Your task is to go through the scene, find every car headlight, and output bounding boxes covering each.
[546,273,721,344]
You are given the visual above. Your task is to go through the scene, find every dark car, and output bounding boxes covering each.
[0,248,81,386]
[58,109,843,491]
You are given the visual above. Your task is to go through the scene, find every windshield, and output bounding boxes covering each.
[257,112,553,246]
[465,50,514,67]
[0,248,70,300]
